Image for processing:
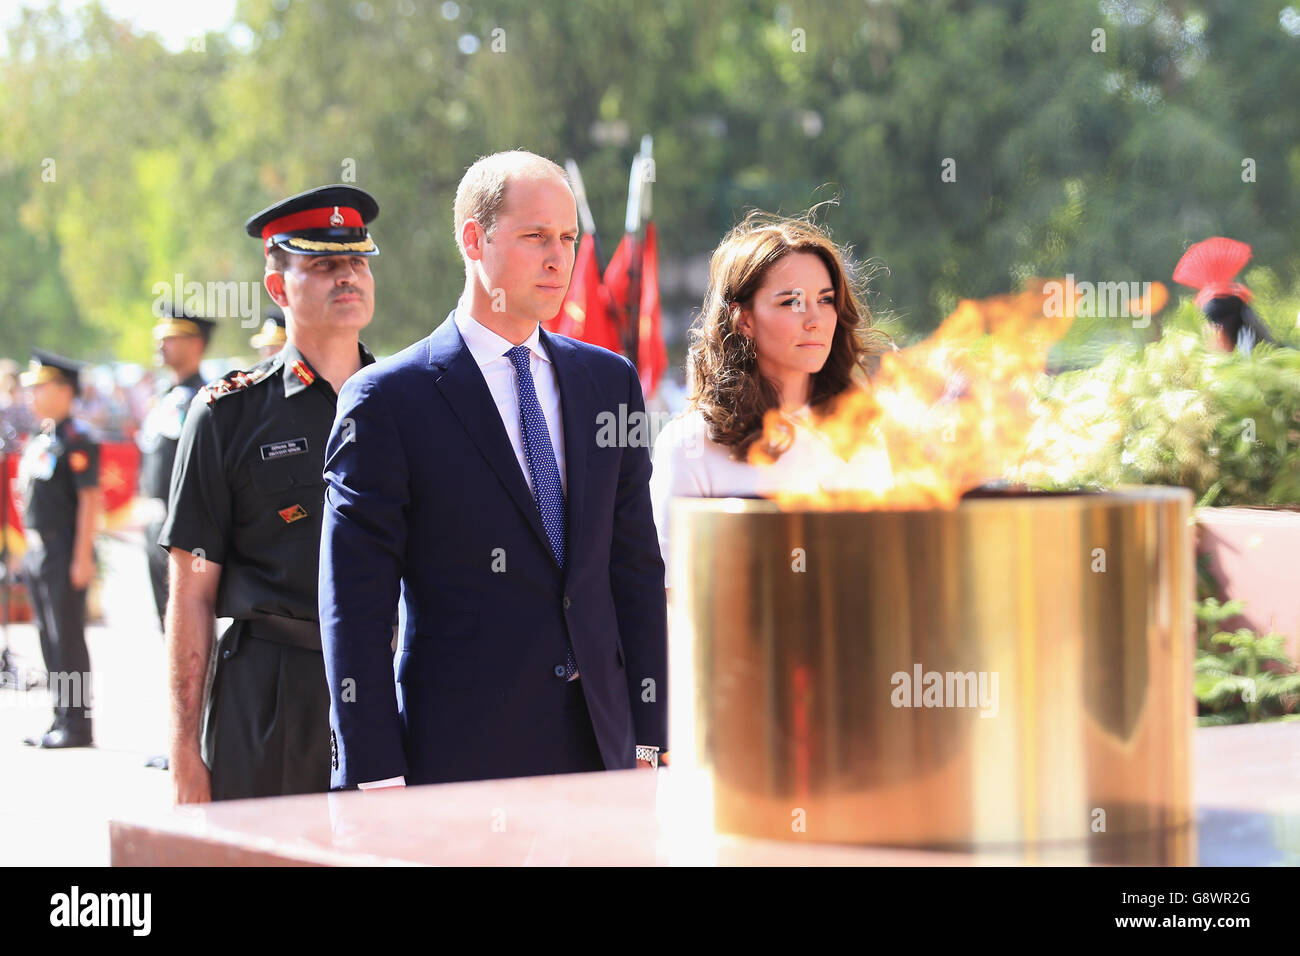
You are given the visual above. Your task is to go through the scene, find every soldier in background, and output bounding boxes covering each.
[18,349,101,749]
[1173,236,1283,355]
[250,306,287,359]
[138,310,215,631]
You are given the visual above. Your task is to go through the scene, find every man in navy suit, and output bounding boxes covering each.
[319,151,668,789]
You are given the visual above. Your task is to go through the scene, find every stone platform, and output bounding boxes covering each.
[109,722,1300,866]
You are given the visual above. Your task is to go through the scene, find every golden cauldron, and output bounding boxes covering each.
[668,488,1195,857]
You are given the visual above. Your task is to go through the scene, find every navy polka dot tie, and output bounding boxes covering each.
[506,345,577,679]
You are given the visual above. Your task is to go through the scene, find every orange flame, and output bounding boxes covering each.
[747,280,1163,509]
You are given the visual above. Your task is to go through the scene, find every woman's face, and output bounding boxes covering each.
[736,251,838,386]
[1206,322,1235,353]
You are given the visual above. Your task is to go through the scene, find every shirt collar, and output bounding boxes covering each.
[453,299,550,370]
[280,340,376,397]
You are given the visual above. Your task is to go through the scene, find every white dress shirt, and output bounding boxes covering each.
[453,302,567,495]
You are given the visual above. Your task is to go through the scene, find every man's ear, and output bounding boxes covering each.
[264,270,290,309]
[461,219,486,263]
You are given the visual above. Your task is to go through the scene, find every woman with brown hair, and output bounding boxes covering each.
[650,211,894,584]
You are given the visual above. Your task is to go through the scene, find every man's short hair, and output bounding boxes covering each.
[266,246,291,274]
[453,150,570,261]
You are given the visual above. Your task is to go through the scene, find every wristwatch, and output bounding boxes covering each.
[635,745,659,769]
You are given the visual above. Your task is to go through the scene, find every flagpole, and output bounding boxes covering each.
[621,136,654,368]
[565,159,605,270]
[638,137,654,382]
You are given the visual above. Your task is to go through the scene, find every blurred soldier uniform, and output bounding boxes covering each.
[18,350,100,749]
[138,311,215,629]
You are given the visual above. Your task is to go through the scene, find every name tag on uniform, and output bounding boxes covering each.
[260,438,309,461]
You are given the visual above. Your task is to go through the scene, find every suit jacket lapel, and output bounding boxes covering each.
[541,329,591,578]
[427,313,553,562]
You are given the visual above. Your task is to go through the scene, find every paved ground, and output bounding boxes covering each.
[0,531,173,866]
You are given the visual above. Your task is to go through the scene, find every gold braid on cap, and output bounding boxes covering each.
[153,319,202,338]
[285,236,376,253]
[22,364,71,387]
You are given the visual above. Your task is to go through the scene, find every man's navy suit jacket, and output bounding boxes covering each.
[318,312,668,788]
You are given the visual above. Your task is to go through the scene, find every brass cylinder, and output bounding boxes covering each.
[669,488,1195,857]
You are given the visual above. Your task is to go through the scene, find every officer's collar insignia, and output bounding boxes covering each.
[289,359,315,387]
[278,504,309,524]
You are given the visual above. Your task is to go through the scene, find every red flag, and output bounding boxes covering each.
[2,452,25,556]
[637,222,667,397]
[548,234,622,353]
[99,440,140,527]
[604,226,668,398]
[603,234,632,322]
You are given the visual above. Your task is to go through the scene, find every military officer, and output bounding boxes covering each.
[18,350,101,749]
[138,310,215,630]
[160,184,379,803]
[250,306,287,358]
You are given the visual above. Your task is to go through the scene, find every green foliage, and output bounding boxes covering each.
[3,0,1300,360]
[1194,597,1300,725]
[1020,315,1300,506]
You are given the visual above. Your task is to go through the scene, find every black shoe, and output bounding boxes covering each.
[23,724,57,747]
[31,727,94,749]
[145,754,169,770]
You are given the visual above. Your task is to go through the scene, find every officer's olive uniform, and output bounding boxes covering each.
[138,371,205,628]
[19,417,99,739]
[159,343,374,800]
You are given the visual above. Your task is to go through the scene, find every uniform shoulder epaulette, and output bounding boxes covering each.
[202,357,281,405]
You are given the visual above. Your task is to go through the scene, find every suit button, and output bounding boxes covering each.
[554,665,567,678]
[222,649,232,659]
[563,595,571,609]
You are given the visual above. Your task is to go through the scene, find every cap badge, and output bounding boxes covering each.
[329,206,344,227]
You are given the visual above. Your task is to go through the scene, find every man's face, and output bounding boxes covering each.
[28,381,74,421]
[472,176,578,325]
[271,253,375,335]
[157,333,204,373]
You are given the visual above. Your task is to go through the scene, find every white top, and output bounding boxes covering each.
[453,302,567,495]
[649,405,894,586]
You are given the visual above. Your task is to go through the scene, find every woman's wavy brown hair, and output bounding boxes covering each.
[687,209,889,460]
